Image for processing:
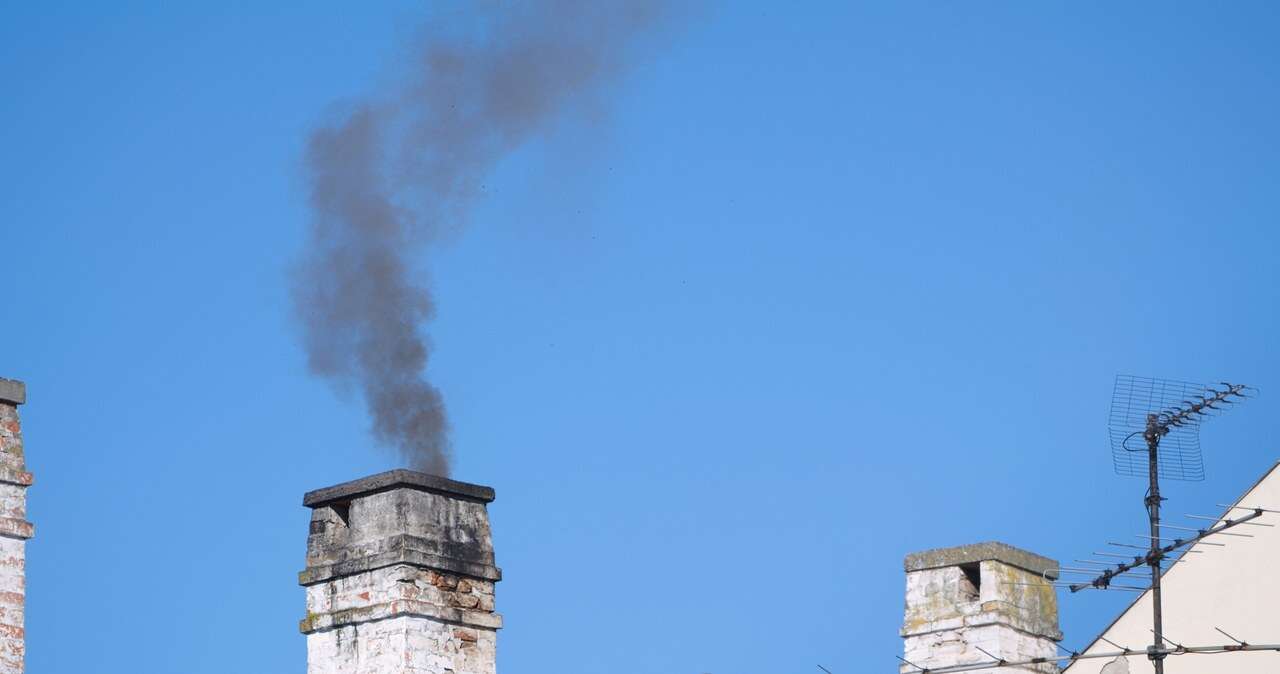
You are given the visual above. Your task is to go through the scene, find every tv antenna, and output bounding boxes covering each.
[896,375,1278,674]
[1071,376,1256,674]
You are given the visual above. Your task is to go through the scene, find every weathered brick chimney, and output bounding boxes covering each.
[300,470,501,674]
[901,542,1061,673]
[0,379,33,674]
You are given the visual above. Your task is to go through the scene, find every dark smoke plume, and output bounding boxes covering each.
[294,1,671,474]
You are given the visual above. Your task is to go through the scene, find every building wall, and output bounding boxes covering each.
[1064,462,1280,674]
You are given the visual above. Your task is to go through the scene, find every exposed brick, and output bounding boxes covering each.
[0,392,32,674]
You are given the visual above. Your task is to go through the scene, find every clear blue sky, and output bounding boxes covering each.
[3,2,1279,672]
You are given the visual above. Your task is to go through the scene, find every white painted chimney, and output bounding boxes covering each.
[901,542,1061,673]
[300,470,501,674]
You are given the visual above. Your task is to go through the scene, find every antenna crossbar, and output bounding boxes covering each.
[1068,509,1265,592]
[896,643,1280,674]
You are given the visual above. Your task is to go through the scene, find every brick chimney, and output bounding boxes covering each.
[901,542,1061,674]
[0,379,33,674]
[300,470,501,674]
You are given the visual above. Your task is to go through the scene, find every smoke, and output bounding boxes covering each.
[294,1,672,474]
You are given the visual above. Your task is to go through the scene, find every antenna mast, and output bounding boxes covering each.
[1097,377,1251,674]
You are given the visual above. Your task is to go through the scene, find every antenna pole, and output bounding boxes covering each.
[1144,414,1166,673]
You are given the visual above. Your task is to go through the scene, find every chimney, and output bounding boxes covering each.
[901,542,1061,673]
[299,470,501,674]
[0,379,33,674]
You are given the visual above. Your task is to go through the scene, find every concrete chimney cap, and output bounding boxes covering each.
[904,541,1059,579]
[303,469,495,507]
[0,378,25,406]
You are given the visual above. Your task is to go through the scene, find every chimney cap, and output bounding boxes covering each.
[0,378,25,406]
[904,541,1058,579]
[303,469,495,508]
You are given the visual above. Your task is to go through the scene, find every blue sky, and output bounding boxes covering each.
[3,2,1279,672]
